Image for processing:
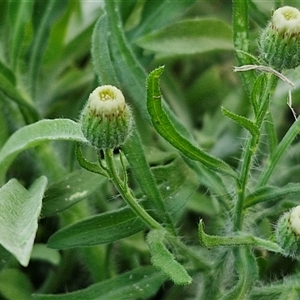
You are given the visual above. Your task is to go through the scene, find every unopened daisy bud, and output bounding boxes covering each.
[259,6,300,70]
[80,85,132,150]
[275,205,300,258]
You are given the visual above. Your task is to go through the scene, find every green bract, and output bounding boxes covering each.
[80,85,133,150]
[275,206,300,258]
[259,6,300,70]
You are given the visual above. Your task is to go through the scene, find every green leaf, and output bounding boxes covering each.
[257,115,300,188]
[0,59,37,118]
[232,0,257,96]
[136,19,233,58]
[198,220,283,253]
[132,0,197,38]
[47,206,146,249]
[8,0,34,69]
[33,266,166,300]
[31,244,60,266]
[91,14,119,85]
[123,130,174,229]
[147,66,237,178]
[251,74,267,117]
[0,268,33,300]
[0,176,47,266]
[152,157,199,219]
[0,118,87,183]
[42,169,105,217]
[0,245,12,271]
[146,229,192,285]
[221,106,259,137]
[29,0,68,97]
[244,183,300,208]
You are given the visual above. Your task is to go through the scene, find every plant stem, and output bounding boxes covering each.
[104,149,162,230]
[234,74,278,230]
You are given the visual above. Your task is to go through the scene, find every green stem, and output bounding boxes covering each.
[234,74,278,229]
[104,149,162,230]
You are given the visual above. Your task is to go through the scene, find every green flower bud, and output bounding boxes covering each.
[259,6,300,70]
[80,85,132,150]
[275,205,300,258]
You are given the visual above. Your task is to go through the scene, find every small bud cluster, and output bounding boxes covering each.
[80,85,132,150]
[275,205,300,258]
[259,6,300,70]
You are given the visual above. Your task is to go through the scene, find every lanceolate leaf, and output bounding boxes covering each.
[244,183,300,208]
[198,220,283,253]
[147,66,237,178]
[221,106,259,137]
[33,266,166,300]
[136,19,233,57]
[47,206,146,249]
[0,119,87,183]
[146,229,192,285]
[0,176,47,266]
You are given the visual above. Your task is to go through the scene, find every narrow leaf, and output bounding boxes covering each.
[48,206,146,249]
[198,220,283,253]
[123,130,174,230]
[91,14,119,85]
[147,66,237,178]
[33,266,166,300]
[0,176,47,266]
[244,183,300,208]
[0,119,87,183]
[136,19,233,57]
[146,229,192,285]
[132,0,197,38]
[29,0,67,97]
[257,115,300,187]
[8,0,34,69]
[221,106,259,137]
[251,74,267,117]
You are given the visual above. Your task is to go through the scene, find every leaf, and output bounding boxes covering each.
[152,157,199,219]
[0,60,37,118]
[251,74,267,117]
[198,220,283,253]
[33,266,166,300]
[28,0,68,97]
[244,183,300,208]
[0,268,33,300]
[221,106,259,137]
[47,206,146,249]
[91,14,119,85]
[8,0,34,69]
[146,229,192,285]
[132,0,197,38]
[136,19,233,57]
[0,176,47,266]
[123,130,173,227]
[257,115,300,188]
[147,66,237,178]
[42,169,105,217]
[0,118,87,183]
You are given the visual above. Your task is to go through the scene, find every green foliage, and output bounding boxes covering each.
[1,0,300,299]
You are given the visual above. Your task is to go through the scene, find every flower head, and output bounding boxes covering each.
[259,6,300,70]
[275,205,300,258]
[80,85,132,150]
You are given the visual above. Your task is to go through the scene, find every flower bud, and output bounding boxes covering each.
[259,6,300,70]
[275,205,300,258]
[80,85,132,150]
